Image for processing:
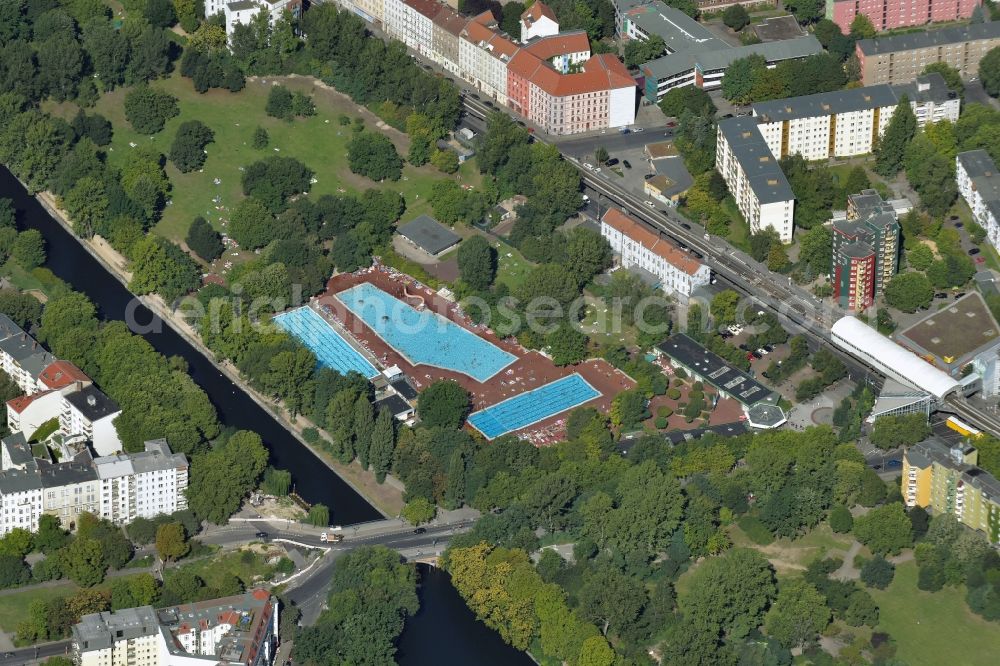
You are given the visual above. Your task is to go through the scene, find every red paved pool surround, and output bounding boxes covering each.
[315,266,635,441]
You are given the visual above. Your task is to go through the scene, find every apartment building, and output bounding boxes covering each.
[95,440,189,524]
[0,316,55,395]
[385,0,441,55]
[432,10,468,74]
[893,72,961,125]
[61,385,122,457]
[0,434,188,535]
[956,150,1000,250]
[458,12,518,105]
[856,20,1000,85]
[6,360,93,437]
[520,2,559,43]
[600,209,711,297]
[903,437,1000,544]
[828,0,980,34]
[715,116,795,243]
[831,190,901,311]
[72,590,278,666]
[222,0,301,38]
[507,46,635,135]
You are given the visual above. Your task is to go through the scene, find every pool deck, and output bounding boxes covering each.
[316,265,635,443]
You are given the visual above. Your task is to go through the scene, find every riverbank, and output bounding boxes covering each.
[31,189,405,518]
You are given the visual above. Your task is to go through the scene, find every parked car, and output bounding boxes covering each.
[955,222,964,228]
[756,348,769,356]
[255,531,268,539]
[620,127,631,135]
[605,158,619,166]
[976,256,986,264]
[634,127,644,132]
[414,527,427,534]
[750,351,762,359]
[886,459,902,469]
[956,292,967,298]
[644,200,655,207]
[583,162,594,170]
[969,247,980,255]
[623,160,632,169]
[720,331,733,339]
[763,344,774,352]
[934,292,948,299]
[644,173,655,180]
[680,222,691,230]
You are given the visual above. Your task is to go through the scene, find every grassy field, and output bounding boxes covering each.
[0,584,78,634]
[494,240,533,290]
[727,522,857,577]
[870,562,1000,666]
[174,548,283,589]
[54,73,481,243]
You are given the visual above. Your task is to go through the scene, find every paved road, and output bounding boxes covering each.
[556,128,676,159]
[0,640,71,666]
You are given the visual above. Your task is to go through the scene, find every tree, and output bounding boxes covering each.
[0,554,30,589]
[169,120,215,173]
[34,514,68,553]
[188,430,268,524]
[711,289,740,325]
[923,62,964,98]
[369,407,395,483]
[402,497,436,525]
[860,556,895,589]
[547,324,588,366]
[869,413,929,449]
[610,389,648,429]
[307,504,329,527]
[623,34,666,68]
[155,523,189,563]
[829,503,853,533]
[787,0,824,24]
[457,235,496,290]
[578,564,646,637]
[884,272,933,312]
[980,46,1000,98]
[417,380,470,429]
[265,85,294,120]
[874,95,916,177]
[431,148,459,173]
[682,548,777,640]
[186,216,224,262]
[123,85,180,135]
[721,54,768,105]
[12,229,45,269]
[353,396,374,467]
[228,198,275,250]
[764,577,830,648]
[63,538,106,587]
[252,126,269,149]
[659,86,716,118]
[853,503,912,556]
[562,227,612,287]
[347,131,403,182]
[848,13,876,40]
[908,243,934,271]
[241,156,313,212]
[722,4,750,31]
[128,236,201,303]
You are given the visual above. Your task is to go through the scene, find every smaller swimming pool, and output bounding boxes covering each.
[273,307,378,378]
[467,374,600,439]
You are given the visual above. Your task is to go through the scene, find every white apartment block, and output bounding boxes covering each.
[0,316,55,395]
[752,74,957,162]
[95,440,189,524]
[716,117,795,243]
[459,14,516,105]
[520,2,559,43]
[60,385,122,457]
[0,434,188,536]
[601,209,711,297]
[956,150,1000,250]
[384,0,438,55]
[73,590,278,666]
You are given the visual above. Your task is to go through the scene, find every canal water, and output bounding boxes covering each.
[1,167,533,665]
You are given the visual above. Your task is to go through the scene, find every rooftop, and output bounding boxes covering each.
[521,1,556,25]
[958,150,1000,222]
[403,0,444,21]
[5,390,55,415]
[38,360,91,391]
[857,20,1000,55]
[656,333,774,407]
[717,116,794,204]
[752,84,899,123]
[522,31,590,60]
[602,209,704,275]
[642,35,820,80]
[508,50,634,96]
[907,436,1000,499]
[895,292,1000,370]
[374,393,413,417]
[0,332,48,364]
[64,385,120,422]
[892,72,958,106]
[397,215,461,256]
[752,14,804,42]
[624,2,716,51]
[73,606,160,652]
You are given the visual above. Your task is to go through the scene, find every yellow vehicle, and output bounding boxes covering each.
[945,416,982,438]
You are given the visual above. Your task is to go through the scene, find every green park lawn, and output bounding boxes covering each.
[870,562,1000,666]
[173,548,281,590]
[0,584,78,635]
[494,241,533,291]
[76,73,480,243]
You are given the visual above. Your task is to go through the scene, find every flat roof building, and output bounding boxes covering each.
[956,150,1000,253]
[895,292,1000,397]
[396,215,462,257]
[715,116,795,243]
[856,20,1000,85]
[828,0,980,35]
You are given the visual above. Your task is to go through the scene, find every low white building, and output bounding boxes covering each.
[223,0,299,38]
[956,150,1000,250]
[60,385,122,457]
[72,590,278,666]
[715,116,795,243]
[6,390,64,439]
[520,2,559,43]
[601,209,711,297]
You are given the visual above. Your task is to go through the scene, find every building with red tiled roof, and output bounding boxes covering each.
[459,14,518,105]
[520,1,559,42]
[601,209,711,297]
[38,360,91,391]
[522,31,590,72]
[508,50,637,135]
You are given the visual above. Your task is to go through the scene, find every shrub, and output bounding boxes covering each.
[657,406,673,418]
[302,427,319,443]
[860,556,895,590]
[829,504,853,533]
[692,381,704,391]
[674,367,688,379]
[655,417,667,429]
[667,387,681,400]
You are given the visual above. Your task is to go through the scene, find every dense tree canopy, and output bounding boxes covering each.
[347,131,403,182]
[417,380,471,430]
[123,85,180,135]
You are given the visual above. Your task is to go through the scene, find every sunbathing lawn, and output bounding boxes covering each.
[65,72,480,243]
[870,562,1000,666]
[727,522,857,577]
[0,584,78,635]
[494,240,533,291]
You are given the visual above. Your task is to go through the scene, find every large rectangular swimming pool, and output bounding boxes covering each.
[273,307,379,378]
[336,283,516,383]
[467,374,600,439]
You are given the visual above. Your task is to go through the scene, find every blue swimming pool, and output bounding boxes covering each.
[336,283,516,382]
[273,307,378,378]
[468,374,600,439]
